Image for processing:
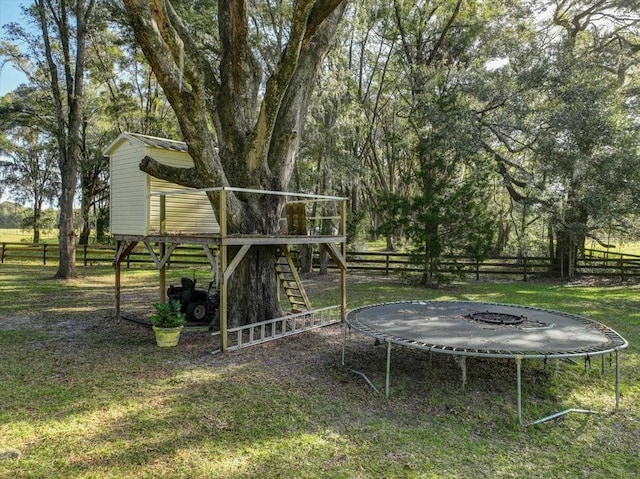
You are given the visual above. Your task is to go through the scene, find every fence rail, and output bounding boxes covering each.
[2,241,640,280]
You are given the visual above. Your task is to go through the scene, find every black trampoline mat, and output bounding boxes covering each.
[346,301,628,357]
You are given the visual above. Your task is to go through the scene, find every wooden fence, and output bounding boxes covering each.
[2,241,640,280]
[0,242,211,268]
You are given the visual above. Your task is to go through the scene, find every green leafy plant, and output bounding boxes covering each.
[149,299,186,328]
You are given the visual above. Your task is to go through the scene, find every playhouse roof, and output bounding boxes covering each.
[103,132,188,156]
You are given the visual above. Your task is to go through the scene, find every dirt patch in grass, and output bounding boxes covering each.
[4,304,517,425]
[0,271,585,398]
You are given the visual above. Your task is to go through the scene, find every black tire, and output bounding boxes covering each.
[193,303,207,321]
[186,300,207,322]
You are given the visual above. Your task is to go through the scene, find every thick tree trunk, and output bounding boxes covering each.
[79,193,91,245]
[385,234,395,251]
[299,244,314,273]
[551,205,588,279]
[222,194,285,324]
[96,207,108,242]
[227,246,283,327]
[123,0,346,325]
[492,215,510,256]
[420,221,441,286]
[57,172,77,278]
[319,248,329,275]
[32,202,41,244]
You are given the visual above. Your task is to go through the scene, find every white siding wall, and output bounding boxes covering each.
[110,136,220,236]
[110,139,149,236]
[148,149,220,234]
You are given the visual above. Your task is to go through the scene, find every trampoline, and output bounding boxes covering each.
[342,301,629,425]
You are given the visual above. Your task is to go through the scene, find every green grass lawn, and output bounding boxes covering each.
[0,264,638,478]
[0,228,58,244]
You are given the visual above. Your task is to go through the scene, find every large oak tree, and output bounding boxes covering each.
[122,0,346,325]
[35,0,96,278]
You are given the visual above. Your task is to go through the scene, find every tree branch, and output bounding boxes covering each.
[139,155,206,189]
[245,0,316,172]
[165,0,220,96]
[123,0,227,190]
[266,2,346,190]
[426,0,462,66]
[122,0,197,111]
[305,0,347,42]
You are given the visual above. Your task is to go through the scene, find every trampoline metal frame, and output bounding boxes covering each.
[342,301,628,426]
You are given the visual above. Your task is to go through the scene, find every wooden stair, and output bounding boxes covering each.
[275,246,311,312]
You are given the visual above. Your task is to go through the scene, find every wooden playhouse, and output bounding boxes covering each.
[103,132,348,352]
[104,132,219,236]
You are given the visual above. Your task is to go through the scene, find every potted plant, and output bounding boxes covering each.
[150,299,186,347]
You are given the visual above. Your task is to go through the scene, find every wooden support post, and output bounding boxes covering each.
[219,189,228,352]
[113,240,139,318]
[160,194,167,303]
[115,240,122,318]
[340,199,347,322]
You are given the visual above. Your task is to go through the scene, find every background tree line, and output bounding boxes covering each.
[0,200,56,232]
[1,0,639,285]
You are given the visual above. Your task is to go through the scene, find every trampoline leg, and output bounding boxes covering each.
[615,350,620,410]
[517,353,606,426]
[385,341,392,399]
[455,356,467,390]
[341,323,348,366]
[516,356,523,426]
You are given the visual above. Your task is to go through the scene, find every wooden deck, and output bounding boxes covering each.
[114,233,346,246]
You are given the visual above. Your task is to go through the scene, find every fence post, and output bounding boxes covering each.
[1,243,5,263]
[523,256,528,282]
[620,257,624,281]
[386,253,390,275]
[84,243,88,266]
[43,244,47,265]
[475,258,480,281]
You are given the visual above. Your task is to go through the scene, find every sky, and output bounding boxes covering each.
[0,1,31,203]
[0,0,30,96]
